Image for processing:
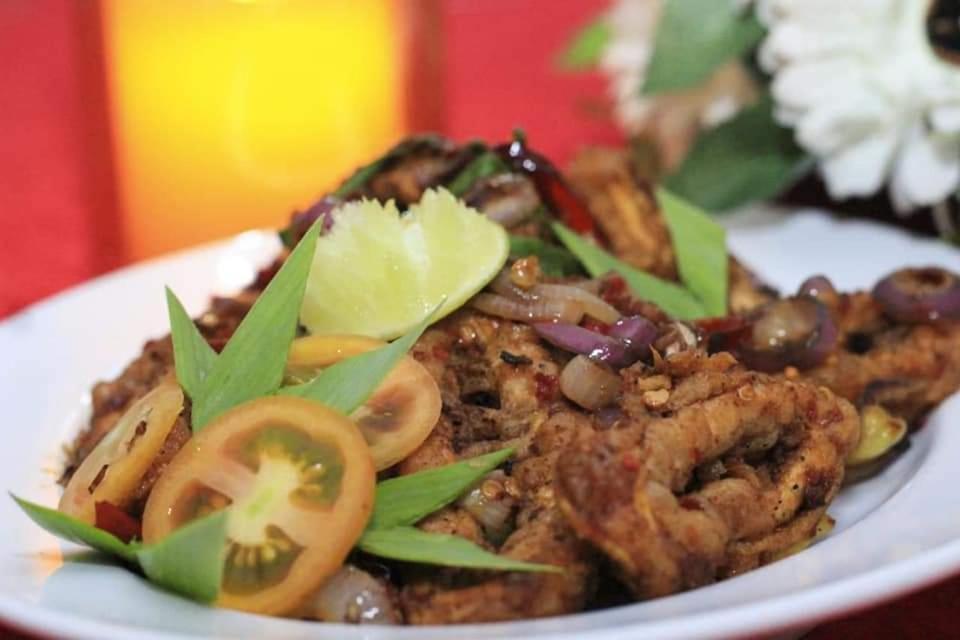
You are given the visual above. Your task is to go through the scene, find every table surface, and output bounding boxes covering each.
[1,1,959,638]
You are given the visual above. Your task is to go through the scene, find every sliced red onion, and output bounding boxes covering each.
[472,293,584,324]
[531,283,621,324]
[534,316,656,368]
[872,267,960,323]
[534,322,632,367]
[559,355,622,410]
[736,297,838,372]
[608,316,658,351]
[797,275,838,302]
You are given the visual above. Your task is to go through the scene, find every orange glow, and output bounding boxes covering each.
[101,0,406,259]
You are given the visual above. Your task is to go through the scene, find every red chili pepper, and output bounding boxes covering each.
[493,138,596,235]
[602,274,628,302]
[695,316,748,334]
[541,175,596,234]
[534,372,559,402]
[697,315,752,354]
[95,501,142,543]
[621,452,640,471]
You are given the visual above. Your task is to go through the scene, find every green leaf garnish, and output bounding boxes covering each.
[657,189,728,317]
[551,222,706,319]
[558,16,610,70]
[369,448,515,530]
[11,494,139,563]
[136,510,228,604]
[357,527,559,573]
[189,220,321,430]
[279,306,437,414]
[447,151,510,197]
[509,235,584,277]
[12,495,227,603]
[165,287,217,401]
[663,95,811,211]
[644,0,764,94]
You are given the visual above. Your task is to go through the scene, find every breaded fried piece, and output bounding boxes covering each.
[555,351,860,599]
[567,147,776,314]
[402,510,594,624]
[807,292,960,423]
[397,311,599,623]
[567,148,676,279]
[402,411,597,623]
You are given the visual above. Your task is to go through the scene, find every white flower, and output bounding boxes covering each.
[598,0,664,134]
[759,0,960,213]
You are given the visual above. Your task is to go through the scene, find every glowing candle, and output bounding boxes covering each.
[101,0,407,259]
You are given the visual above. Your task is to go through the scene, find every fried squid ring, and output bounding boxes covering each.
[555,352,860,599]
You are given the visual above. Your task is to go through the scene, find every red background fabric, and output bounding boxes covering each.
[0,1,957,637]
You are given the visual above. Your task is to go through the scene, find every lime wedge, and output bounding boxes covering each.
[301,188,509,339]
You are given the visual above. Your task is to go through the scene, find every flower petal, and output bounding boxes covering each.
[794,93,891,155]
[889,125,960,212]
[819,129,900,199]
[771,58,866,114]
[930,105,960,135]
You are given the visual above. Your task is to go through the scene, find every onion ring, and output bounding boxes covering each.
[872,267,960,323]
[736,297,838,372]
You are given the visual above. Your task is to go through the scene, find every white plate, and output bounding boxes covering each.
[2,209,960,640]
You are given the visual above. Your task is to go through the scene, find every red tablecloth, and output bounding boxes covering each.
[1,1,957,638]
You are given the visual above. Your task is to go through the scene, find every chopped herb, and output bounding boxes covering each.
[368,448,515,530]
[500,351,532,366]
[136,510,228,604]
[278,305,437,414]
[447,151,510,197]
[11,495,227,604]
[189,219,321,430]
[357,527,559,573]
[11,494,139,563]
[165,288,217,401]
[551,222,707,319]
[657,188,728,316]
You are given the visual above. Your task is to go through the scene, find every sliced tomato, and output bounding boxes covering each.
[59,382,184,524]
[287,335,442,470]
[285,334,385,384]
[142,396,375,615]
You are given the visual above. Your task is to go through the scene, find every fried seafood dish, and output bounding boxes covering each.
[21,135,960,625]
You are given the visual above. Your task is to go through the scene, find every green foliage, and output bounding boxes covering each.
[664,95,811,211]
[557,17,611,70]
[644,0,765,94]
